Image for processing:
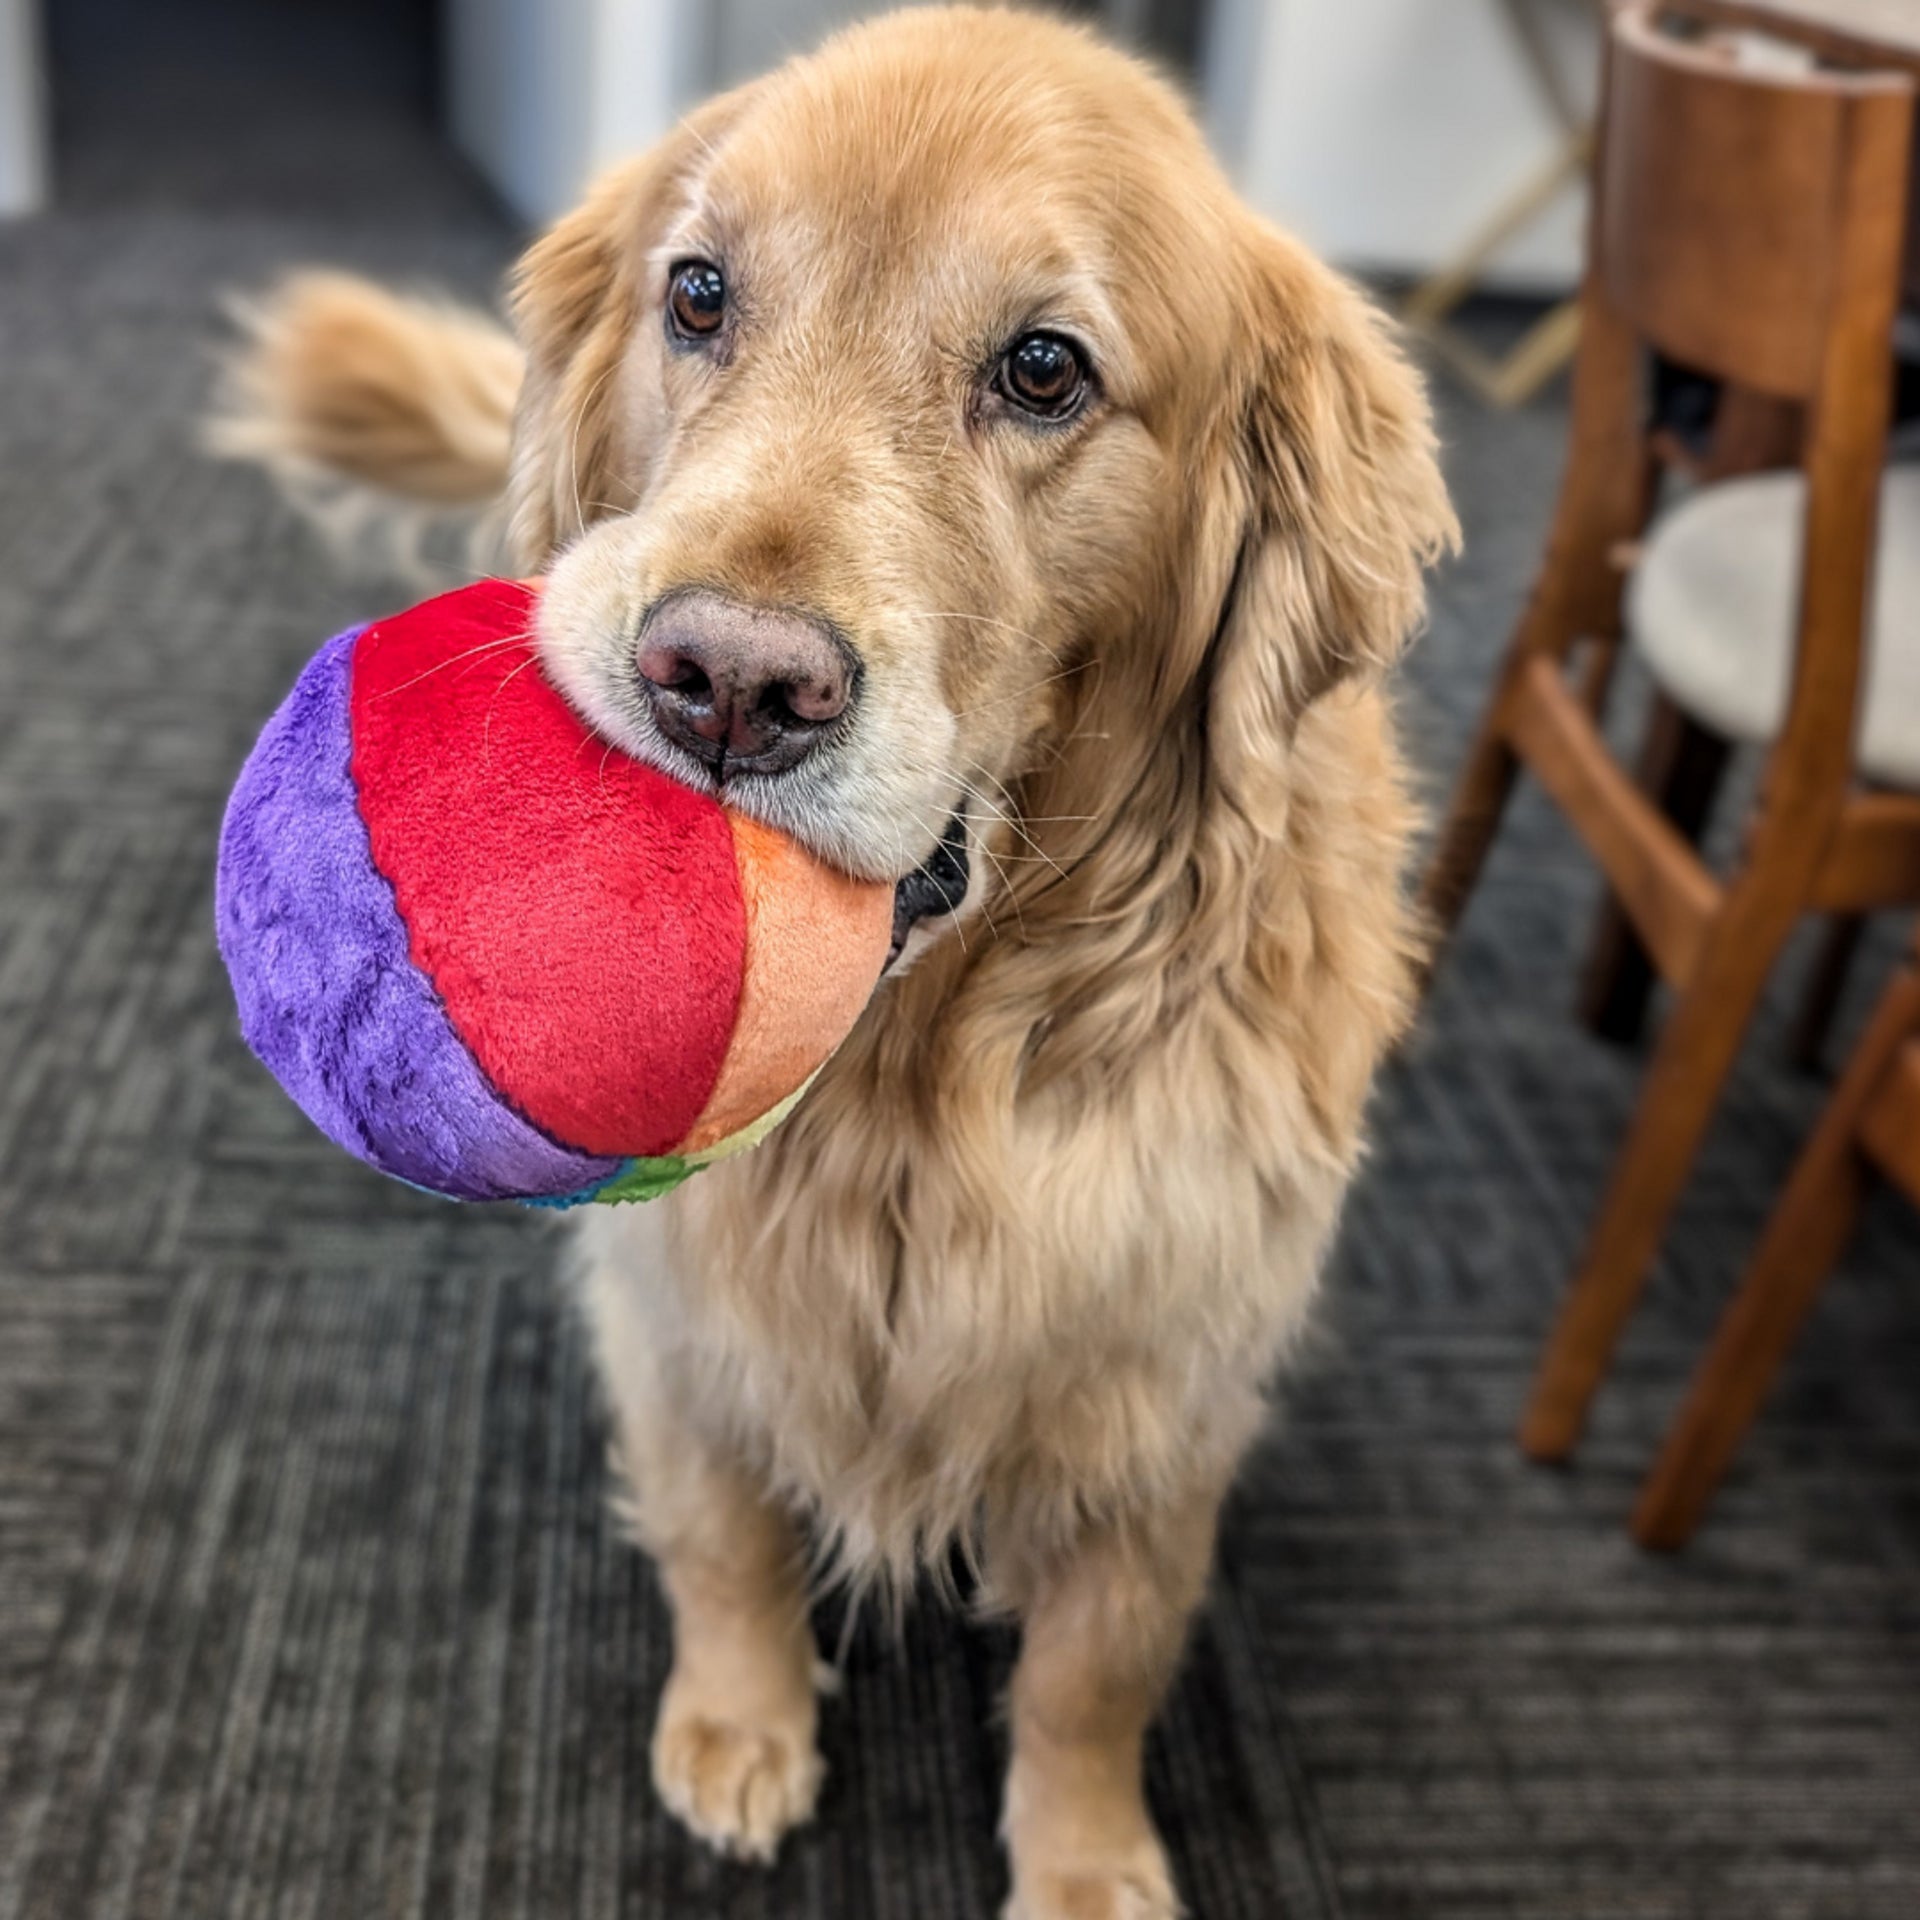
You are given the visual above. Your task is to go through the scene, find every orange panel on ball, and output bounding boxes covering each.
[680,813,894,1152]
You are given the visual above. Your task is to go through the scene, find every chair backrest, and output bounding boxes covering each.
[1598,6,1913,402]
[1591,5,1914,787]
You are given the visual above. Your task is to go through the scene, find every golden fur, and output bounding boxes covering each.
[222,10,1456,1913]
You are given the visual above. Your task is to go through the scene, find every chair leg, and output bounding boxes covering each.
[1787,913,1866,1074]
[1577,698,1731,1045]
[1630,960,1920,1546]
[1520,884,1803,1462]
[1630,1131,1871,1549]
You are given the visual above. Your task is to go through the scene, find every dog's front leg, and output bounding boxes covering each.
[993,1484,1225,1920]
[582,1235,823,1863]
[641,1426,822,1863]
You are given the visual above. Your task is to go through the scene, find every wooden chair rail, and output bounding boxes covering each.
[1504,658,1723,987]
[1809,791,1920,910]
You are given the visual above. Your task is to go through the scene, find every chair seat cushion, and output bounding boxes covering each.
[1629,466,1920,787]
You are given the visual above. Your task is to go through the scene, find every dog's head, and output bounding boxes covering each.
[516,7,1455,958]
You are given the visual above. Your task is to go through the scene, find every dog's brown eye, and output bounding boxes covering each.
[667,260,727,341]
[999,332,1088,418]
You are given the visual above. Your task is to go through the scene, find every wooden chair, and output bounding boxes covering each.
[1633,931,1920,1547]
[1420,4,1920,1467]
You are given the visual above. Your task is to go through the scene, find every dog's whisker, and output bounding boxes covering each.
[944,660,1098,722]
[966,838,1022,942]
[565,362,621,540]
[901,608,1070,668]
[889,804,986,955]
[947,774,1072,881]
[480,652,542,764]
[874,741,1081,890]
[894,801,1015,946]
[371,630,534,700]
[941,794,1066,894]
[958,848,1068,867]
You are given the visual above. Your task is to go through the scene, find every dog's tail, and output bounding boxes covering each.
[208,271,522,510]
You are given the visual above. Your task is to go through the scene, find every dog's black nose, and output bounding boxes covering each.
[637,591,856,775]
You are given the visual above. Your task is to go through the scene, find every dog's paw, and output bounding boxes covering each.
[1002,1849,1181,1920]
[651,1692,823,1863]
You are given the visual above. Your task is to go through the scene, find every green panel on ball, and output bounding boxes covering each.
[589,1156,695,1205]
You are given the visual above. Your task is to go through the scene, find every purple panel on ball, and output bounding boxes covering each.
[216,626,624,1202]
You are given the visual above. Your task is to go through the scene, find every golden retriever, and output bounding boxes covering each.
[218,8,1456,1913]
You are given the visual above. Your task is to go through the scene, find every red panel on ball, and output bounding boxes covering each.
[348,579,746,1158]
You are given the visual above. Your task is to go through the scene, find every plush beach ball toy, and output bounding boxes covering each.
[217,579,893,1205]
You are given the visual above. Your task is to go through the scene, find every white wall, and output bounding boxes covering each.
[447,0,694,225]
[592,0,706,176]
[0,0,48,217]
[1207,0,1599,288]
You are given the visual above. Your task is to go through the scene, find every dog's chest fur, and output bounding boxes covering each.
[575,978,1348,1579]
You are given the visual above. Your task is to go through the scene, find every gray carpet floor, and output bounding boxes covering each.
[2,21,1918,1919]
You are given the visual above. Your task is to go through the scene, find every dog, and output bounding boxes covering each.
[217,8,1456,1913]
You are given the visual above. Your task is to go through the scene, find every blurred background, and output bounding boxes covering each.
[3,0,1603,277]
[1,3,1916,1918]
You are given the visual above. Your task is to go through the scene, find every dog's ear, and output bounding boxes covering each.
[1202,229,1457,801]
[507,89,755,563]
